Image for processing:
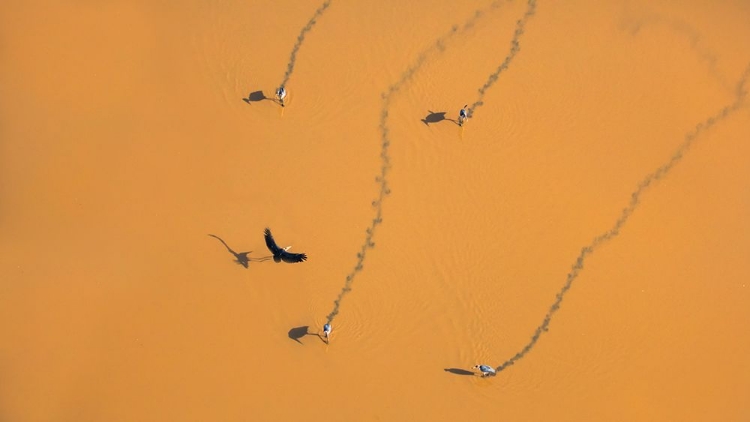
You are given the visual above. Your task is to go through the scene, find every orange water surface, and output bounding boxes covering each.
[2,0,749,420]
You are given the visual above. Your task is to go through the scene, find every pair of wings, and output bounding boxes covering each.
[264,228,307,263]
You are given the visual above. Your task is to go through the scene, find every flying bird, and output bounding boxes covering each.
[472,364,496,377]
[208,234,270,268]
[263,228,308,263]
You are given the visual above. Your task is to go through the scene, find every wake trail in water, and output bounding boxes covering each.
[494,64,750,373]
[279,0,332,89]
[325,1,510,325]
[619,2,733,94]
[467,0,536,118]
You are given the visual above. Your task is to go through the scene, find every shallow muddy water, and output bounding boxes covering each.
[1,0,749,420]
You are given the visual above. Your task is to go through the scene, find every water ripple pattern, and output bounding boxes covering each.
[279,0,332,88]
[325,1,510,325]
[494,64,750,373]
[467,0,537,118]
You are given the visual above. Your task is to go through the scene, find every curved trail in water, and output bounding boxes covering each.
[325,1,512,325]
[493,64,750,373]
[619,2,734,95]
[467,0,537,118]
[279,0,332,89]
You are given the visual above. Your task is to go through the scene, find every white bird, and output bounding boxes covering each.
[472,364,496,377]
[323,323,332,343]
[458,104,469,126]
[276,86,287,107]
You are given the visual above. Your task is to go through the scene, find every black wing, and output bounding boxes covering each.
[264,228,283,254]
[280,251,307,263]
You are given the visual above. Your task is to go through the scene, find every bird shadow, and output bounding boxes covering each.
[443,368,476,376]
[421,110,459,126]
[242,90,269,104]
[208,234,270,268]
[288,326,309,344]
[288,326,325,345]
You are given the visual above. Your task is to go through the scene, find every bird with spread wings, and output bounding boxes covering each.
[263,228,307,263]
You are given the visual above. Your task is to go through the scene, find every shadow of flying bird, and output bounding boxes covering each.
[263,228,307,263]
[208,234,270,268]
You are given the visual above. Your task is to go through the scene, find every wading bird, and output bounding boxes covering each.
[275,86,287,107]
[458,104,468,126]
[472,364,496,377]
[263,228,307,263]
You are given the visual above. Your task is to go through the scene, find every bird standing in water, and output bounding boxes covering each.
[472,364,496,377]
[276,86,287,107]
[458,104,469,126]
